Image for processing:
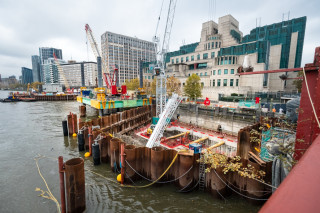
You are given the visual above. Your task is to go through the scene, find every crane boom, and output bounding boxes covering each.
[155,0,178,117]
[85,24,101,58]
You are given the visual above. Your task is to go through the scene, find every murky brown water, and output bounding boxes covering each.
[0,91,261,212]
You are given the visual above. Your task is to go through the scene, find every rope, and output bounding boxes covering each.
[302,67,320,129]
[34,156,61,213]
[121,150,183,188]
[212,169,269,201]
[125,159,193,183]
[214,183,227,202]
[178,179,200,193]
[177,179,193,192]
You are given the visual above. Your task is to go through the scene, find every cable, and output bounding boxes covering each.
[214,183,227,202]
[178,179,193,192]
[125,159,193,183]
[34,156,61,213]
[302,67,320,129]
[178,179,200,193]
[121,150,182,188]
[212,169,269,201]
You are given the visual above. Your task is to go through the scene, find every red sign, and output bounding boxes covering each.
[204,97,210,106]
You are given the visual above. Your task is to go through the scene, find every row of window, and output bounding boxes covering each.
[210,79,239,87]
[211,69,235,75]
[171,52,216,64]
[187,72,208,77]
[204,41,221,50]
[217,56,238,65]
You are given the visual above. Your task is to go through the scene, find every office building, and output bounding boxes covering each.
[31,55,41,82]
[61,61,98,87]
[165,15,306,100]
[42,58,65,84]
[101,31,157,85]
[39,47,63,82]
[21,67,33,84]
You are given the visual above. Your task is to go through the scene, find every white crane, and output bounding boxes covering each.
[155,0,178,117]
[146,93,182,148]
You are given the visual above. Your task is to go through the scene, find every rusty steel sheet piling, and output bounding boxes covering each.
[178,151,194,189]
[206,168,229,199]
[83,127,89,150]
[77,130,85,151]
[58,156,66,213]
[151,146,164,181]
[121,143,125,184]
[88,127,93,156]
[98,135,109,163]
[79,105,86,117]
[65,158,86,213]
[110,138,121,172]
[124,144,136,180]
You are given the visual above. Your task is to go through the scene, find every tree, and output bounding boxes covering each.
[292,71,303,92]
[124,78,140,90]
[184,74,202,100]
[143,79,152,95]
[166,76,181,96]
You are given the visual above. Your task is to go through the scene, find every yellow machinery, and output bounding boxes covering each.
[189,137,209,145]
[94,87,106,101]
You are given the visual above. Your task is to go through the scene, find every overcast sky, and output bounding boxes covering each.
[0,0,319,78]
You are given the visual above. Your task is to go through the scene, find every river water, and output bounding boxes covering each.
[0,90,261,212]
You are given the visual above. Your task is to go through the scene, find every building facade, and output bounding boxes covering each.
[42,58,65,84]
[165,15,306,100]
[31,55,41,82]
[60,61,97,87]
[21,67,33,84]
[39,47,63,82]
[101,31,157,85]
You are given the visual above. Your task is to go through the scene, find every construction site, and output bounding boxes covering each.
[53,0,320,211]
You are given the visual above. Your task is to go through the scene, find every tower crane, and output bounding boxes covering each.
[146,0,179,148]
[154,0,178,117]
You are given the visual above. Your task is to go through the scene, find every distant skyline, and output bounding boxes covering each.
[0,0,319,78]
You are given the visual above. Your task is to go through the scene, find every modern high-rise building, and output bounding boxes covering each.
[39,47,63,82]
[61,61,98,87]
[101,31,157,85]
[42,58,65,84]
[21,67,33,84]
[165,15,306,100]
[31,55,41,82]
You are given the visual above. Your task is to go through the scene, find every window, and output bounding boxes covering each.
[212,42,214,48]
[208,43,210,49]
[210,80,211,87]
[203,53,208,59]
[211,52,215,58]
[191,55,194,61]
[218,69,221,75]
[230,79,234,86]
[201,82,204,87]
[231,69,234,74]
[205,72,207,76]
[213,70,216,75]
[176,58,179,63]
[188,74,190,76]
[171,59,174,64]
[236,79,239,86]
[217,79,221,86]
[200,73,203,76]
[148,76,151,79]
[197,54,200,60]
[224,69,228,74]
[212,79,215,86]
[196,73,198,75]
[186,56,189,62]
[181,57,184,63]
[221,57,224,65]
[223,79,227,86]
[183,83,185,86]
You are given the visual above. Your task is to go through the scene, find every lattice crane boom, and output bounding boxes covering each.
[155,0,178,117]
[146,93,182,148]
[85,24,101,58]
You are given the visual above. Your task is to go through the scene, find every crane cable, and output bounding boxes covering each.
[302,67,320,129]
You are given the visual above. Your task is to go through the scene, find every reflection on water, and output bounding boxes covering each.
[0,91,261,212]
